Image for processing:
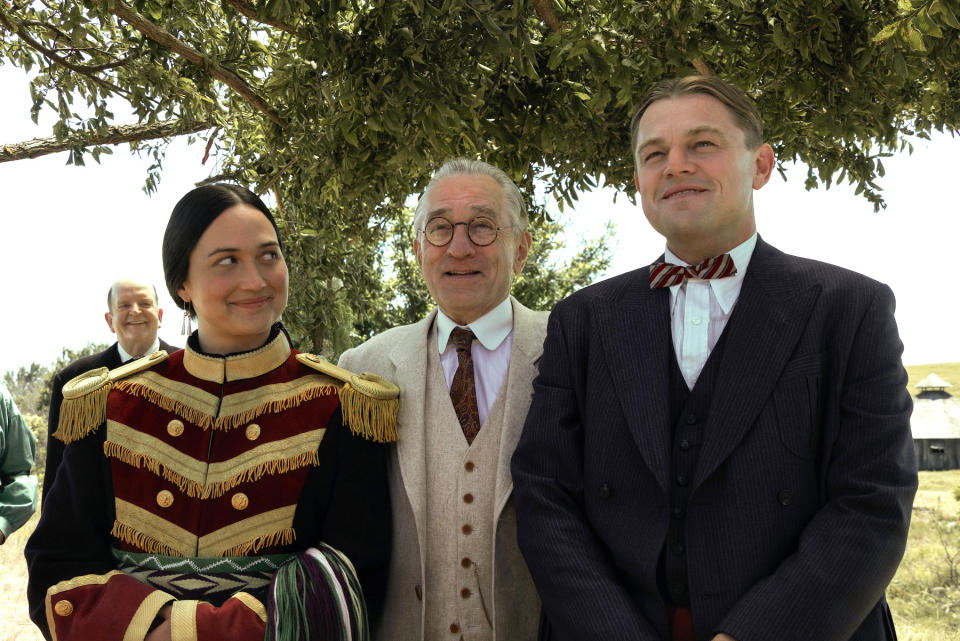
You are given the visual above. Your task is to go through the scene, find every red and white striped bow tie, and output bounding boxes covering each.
[649,254,737,288]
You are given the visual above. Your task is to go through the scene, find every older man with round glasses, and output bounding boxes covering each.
[339,157,547,641]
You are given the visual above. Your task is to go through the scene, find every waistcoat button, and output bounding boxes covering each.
[156,490,174,508]
[415,584,423,600]
[460,588,471,599]
[461,524,473,535]
[461,557,472,568]
[599,483,612,499]
[450,623,460,634]
[778,490,794,506]
[463,493,474,504]
[245,423,261,440]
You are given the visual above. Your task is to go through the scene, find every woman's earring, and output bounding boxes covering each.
[181,302,194,335]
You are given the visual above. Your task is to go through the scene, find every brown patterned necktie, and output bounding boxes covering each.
[449,327,481,444]
[649,253,737,288]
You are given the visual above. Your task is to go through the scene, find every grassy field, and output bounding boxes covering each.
[906,362,960,397]
[3,472,959,639]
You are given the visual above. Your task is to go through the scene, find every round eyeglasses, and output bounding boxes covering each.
[421,217,512,247]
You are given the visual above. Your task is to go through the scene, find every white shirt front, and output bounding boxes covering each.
[666,233,757,389]
[435,297,513,426]
[117,337,160,364]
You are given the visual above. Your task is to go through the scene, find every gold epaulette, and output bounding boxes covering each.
[54,350,169,444]
[296,353,399,443]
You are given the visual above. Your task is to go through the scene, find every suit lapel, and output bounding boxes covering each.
[692,238,821,490]
[597,269,674,493]
[494,299,545,513]
[390,311,434,539]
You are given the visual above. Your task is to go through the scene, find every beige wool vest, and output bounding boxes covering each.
[423,333,507,641]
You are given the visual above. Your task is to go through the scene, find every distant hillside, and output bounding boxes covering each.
[905,362,960,398]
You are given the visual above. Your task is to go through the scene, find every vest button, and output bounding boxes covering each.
[167,419,184,437]
[778,490,794,506]
[450,623,460,634]
[676,474,688,487]
[245,423,261,440]
[463,493,474,504]
[672,506,684,519]
[54,600,74,617]
[599,483,612,499]
[679,439,691,451]
[232,493,250,510]
[461,557,472,568]
[460,587,471,599]
[464,461,475,472]
[156,490,174,508]
[685,414,697,425]
[414,584,423,600]
[672,543,685,556]
[461,524,473,535]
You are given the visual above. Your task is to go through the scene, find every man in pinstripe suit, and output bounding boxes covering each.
[512,75,917,641]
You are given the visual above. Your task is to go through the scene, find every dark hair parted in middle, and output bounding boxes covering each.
[161,184,282,310]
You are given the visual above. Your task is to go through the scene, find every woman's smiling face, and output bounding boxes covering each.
[177,203,288,354]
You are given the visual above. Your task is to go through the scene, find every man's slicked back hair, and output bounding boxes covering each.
[630,75,764,171]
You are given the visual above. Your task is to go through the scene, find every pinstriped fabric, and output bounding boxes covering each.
[649,254,737,288]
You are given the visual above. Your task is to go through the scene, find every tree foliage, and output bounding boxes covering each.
[2,0,958,352]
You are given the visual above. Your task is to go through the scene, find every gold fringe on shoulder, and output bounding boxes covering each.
[104,440,320,499]
[297,354,400,443]
[220,527,296,557]
[340,382,399,443]
[55,379,111,443]
[111,520,178,556]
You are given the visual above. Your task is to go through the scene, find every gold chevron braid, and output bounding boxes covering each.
[103,438,322,499]
[55,350,169,443]
[296,353,400,443]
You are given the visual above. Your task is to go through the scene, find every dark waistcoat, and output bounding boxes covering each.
[660,328,729,607]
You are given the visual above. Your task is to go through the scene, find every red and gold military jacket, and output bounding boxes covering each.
[26,331,397,641]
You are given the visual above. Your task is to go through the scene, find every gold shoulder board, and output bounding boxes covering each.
[55,350,169,443]
[296,353,399,443]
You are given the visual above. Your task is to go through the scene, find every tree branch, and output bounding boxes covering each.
[532,0,561,32]
[0,10,127,94]
[0,118,215,163]
[222,0,305,38]
[106,0,287,128]
[691,57,713,76]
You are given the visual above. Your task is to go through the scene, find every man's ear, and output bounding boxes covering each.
[513,231,533,275]
[157,308,164,325]
[752,143,775,190]
[104,312,116,334]
[413,238,423,270]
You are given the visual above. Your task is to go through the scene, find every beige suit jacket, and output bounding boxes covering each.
[339,297,547,641]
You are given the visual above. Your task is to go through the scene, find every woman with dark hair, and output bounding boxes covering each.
[26,184,396,641]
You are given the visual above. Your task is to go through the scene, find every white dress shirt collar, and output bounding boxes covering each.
[117,336,161,364]
[435,297,513,354]
[664,232,757,315]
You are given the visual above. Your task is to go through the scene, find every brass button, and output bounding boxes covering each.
[167,419,185,437]
[245,423,261,441]
[449,623,460,634]
[464,461,475,472]
[463,493,474,504]
[461,524,472,535]
[232,492,249,510]
[156,490,174,508]
[461,557,471,568]
[460,587,471,599]
[54,600,73,616]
